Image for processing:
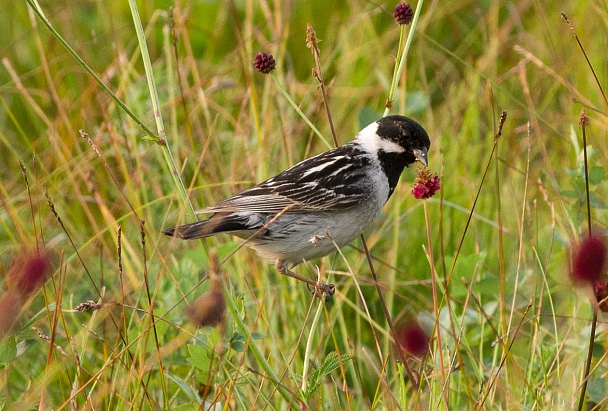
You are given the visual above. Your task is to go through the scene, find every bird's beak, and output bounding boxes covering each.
[413,147,428,167]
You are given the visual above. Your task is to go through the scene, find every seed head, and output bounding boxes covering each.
[186,290,226,328]
[7,250,53,299]
[412,168,441,199]
[253,52,276,74]
[396,320,429,357]
[186,251,226,329]
[571,235,607,285]
[19,253,53,297]
[393,3,414,25]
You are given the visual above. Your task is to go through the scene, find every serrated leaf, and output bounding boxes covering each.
[186,344,212,372]
[303,352,352,400]
[186,343,221,385]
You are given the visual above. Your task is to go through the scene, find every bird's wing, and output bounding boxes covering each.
[196,144,374,214]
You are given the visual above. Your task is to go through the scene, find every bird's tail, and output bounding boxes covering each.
[162,220,216,240]
[163,214,262,240]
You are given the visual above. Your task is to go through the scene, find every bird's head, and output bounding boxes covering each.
[354,115,431,167]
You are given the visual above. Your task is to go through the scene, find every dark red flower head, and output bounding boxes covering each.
[571,235,607,285]
[7,250,53,299]
[18,253,53,296]
[412,168,440,199]
[253,52,276,74]
[393,3,414,25]
[396,320,429,357]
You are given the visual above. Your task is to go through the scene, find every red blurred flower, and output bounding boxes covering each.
[396,320,429,357]
[571,235,607,285]
[16,252,53,297]
[0,248,53,336]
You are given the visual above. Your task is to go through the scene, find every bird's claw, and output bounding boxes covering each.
[312,282,335,300]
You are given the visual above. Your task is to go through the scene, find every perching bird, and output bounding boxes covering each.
[163,115,430,297]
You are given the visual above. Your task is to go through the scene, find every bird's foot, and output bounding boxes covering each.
[311,281,335,300]
[276,260,335,300]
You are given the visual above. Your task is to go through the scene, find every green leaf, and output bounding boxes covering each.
[303,352,352,400]
[186,344,212,372]
[165,373,201,404]
[588,166,605,185]
[251,332,266,340]
[587,374,606,404]
[140,134,159,145]
[560,189,580,199]
[0,337,17,369]
[229,332,246,352]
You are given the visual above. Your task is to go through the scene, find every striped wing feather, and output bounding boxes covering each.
[196,144,373,215]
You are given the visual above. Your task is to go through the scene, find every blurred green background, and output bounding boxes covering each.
[1,0,608,409]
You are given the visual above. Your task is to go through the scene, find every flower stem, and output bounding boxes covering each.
[383,0,425,117]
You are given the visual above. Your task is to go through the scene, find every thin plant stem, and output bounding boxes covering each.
[27,0,196,222]
[138,222,168,410]
[222,281,299,409]
[301,297,325,393]
[385,25,404,113]
[477,300,533,409]
[25,0,157,140]
[127,0,196,220]
[578,308,598,411]
[444,111,506,293]
[577,108,595,411]
[383,0,425,117]
[359,234,418,388]
[580,110,592,236]
[270,73,332,150]
[306,24,339,147]
[562,13,608,108]
[424,200,448,409]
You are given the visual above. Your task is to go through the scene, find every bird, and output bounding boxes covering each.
[163,115,431,298]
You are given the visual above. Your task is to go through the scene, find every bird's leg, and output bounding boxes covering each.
[275,260,335,299]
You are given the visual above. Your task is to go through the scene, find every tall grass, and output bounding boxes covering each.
[1,0,607,409]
